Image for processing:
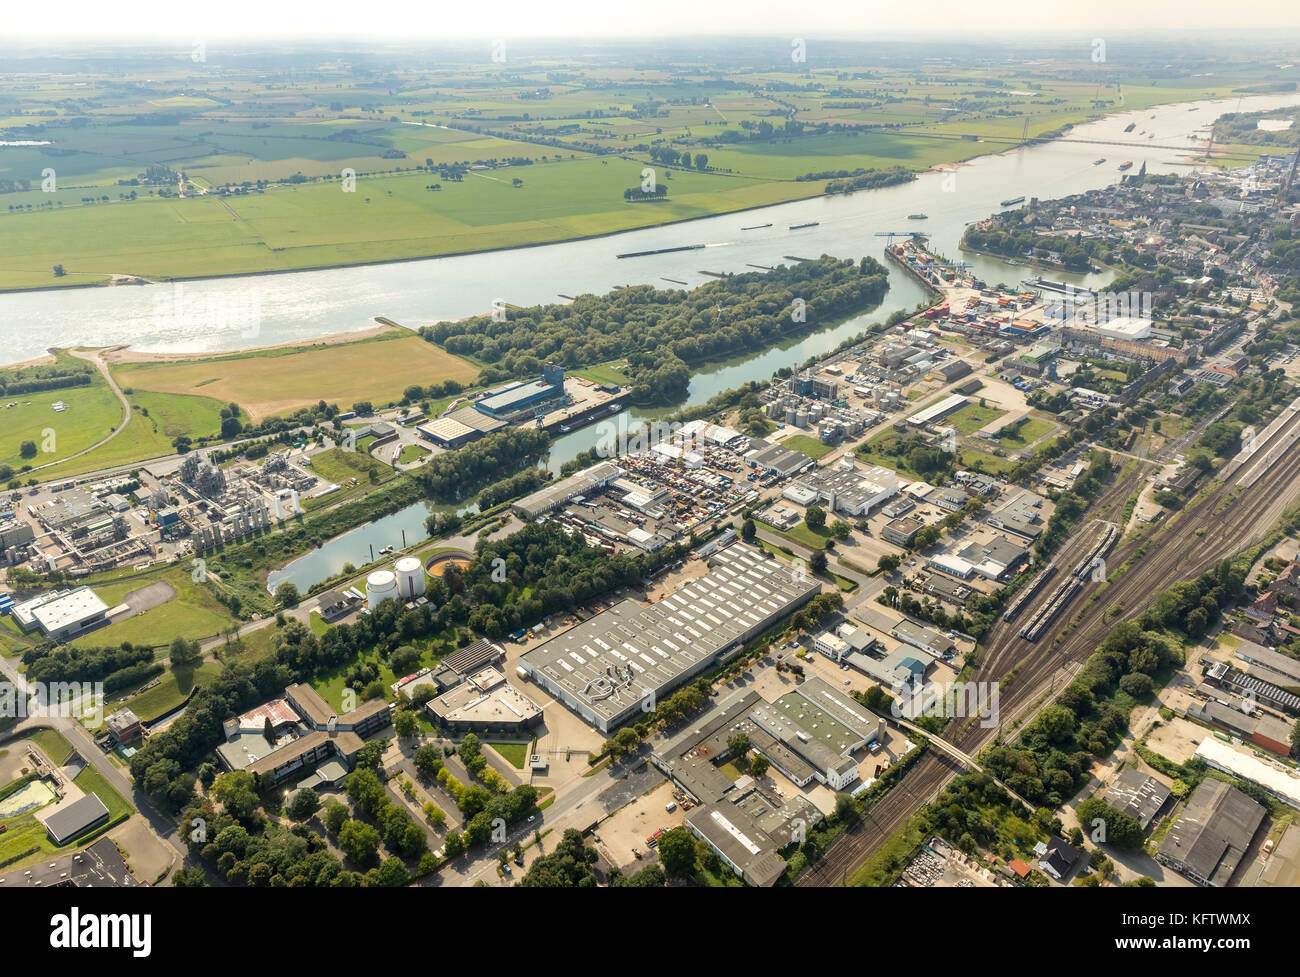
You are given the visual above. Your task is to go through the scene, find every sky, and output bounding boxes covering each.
[5,0,1300,42]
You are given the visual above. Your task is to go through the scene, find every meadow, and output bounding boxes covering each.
[110,330,480,422]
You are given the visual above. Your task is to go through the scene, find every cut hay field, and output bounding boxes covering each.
[110,330,480,422]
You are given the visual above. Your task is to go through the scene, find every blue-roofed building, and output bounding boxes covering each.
[474,363,569,420]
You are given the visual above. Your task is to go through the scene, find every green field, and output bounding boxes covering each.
[119,662,223,720]
[487,742,529,769]
[397,443,429,465]
[111,331,479,423]
[781,434,835,460]
[0,382,123,474]
[34,389,227,482]
[944,403,1007,434]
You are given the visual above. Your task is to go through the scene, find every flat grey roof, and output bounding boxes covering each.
[42,793,110,845]
[522,545,818,727]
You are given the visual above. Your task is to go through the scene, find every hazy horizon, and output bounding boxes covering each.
[5,0,1300,44]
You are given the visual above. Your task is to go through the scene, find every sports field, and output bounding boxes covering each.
[110,330,480,421]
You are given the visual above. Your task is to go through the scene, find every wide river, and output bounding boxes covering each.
[9,92,1296,591]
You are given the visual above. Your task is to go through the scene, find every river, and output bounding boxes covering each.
[14,91,1297,593]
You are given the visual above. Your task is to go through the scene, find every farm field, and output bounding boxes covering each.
[110,330,480,422]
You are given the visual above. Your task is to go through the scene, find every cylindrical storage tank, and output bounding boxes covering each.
[394,556,426,599]
[785,407,797,425]
[366,570,399,609]
[795,409,809,428]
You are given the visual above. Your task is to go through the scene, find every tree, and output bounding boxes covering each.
[274,582,300,608]
[210,771,260,826]
[1118,672,1153,698]
[338,820,382,866]
[52,264,66,277]
[19,440,37,459]
[805,505,826,531]
[741,518,757,542]
[830,520,851,540]
[809,550,828,575]
[727,731,751,760]
[1077,797,1145,849]
[375,857,411,887]
[657,826,697,877]
[395,710,419,739]
[286,787,320,822]
[169,636,202,666]
[878,554,901,574]
[323,800,349,835]
[171,866,207,886]
[749,754,770,777]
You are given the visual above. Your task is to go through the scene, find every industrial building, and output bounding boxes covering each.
[39,793,110,846]
[882,516,924,547]
[1233,640,1300,686]
[953,535,1031,581]
[793,461,898,517]
[744,440,815,478]
[1186,700,1294,757]
[518,543,820,733]
[9,587,110,641]
[417,415,482,449]
[511,462,624,520]
[474,364,568,421]
[1156,777,1266,887]
[1193,737,1300,811]
[891,619,956,658]
[909,394,968,427]
[649,686,825,886]
[426,666,543,734]
[748,676,882,791]
[1104,768,1172,833]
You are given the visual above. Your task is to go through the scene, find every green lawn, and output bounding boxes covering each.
[997,417,1055,449]
[781,434,835,461]
[571,361,632,386]
[28,728,75,765]
[33,389,227,483]
[119,662,223,721]
[958,449,1017,475]
[397,443,429,465]
[0,379,123,475]
[944,403,1007,435]
[487,742,530,770]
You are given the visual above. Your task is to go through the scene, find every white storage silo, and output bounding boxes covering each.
[365,569,399,609]
[394,556,427,599]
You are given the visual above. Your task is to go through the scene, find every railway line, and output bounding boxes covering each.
[799,403,1300,886]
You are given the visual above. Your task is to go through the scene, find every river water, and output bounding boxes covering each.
[12,91,1297,592]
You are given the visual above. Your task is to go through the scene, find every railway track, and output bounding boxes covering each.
[800,408,1300,886]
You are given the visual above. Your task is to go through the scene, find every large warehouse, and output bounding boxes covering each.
[518,543,820,733]
[10,587,110,641]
